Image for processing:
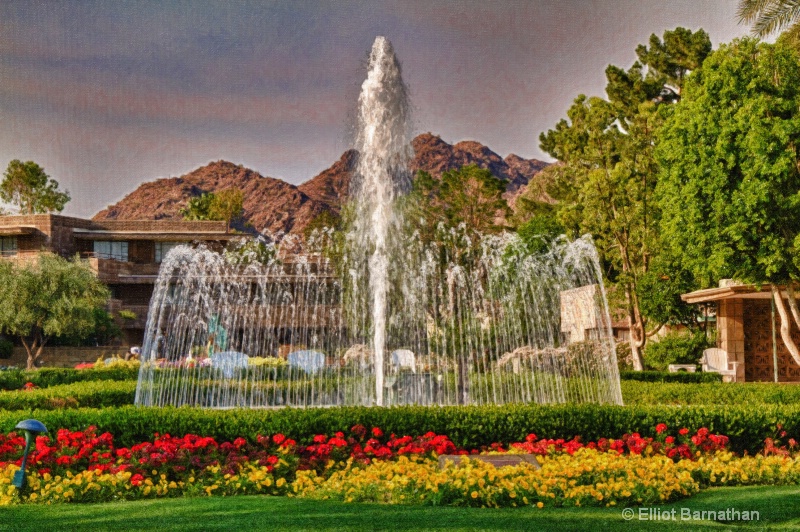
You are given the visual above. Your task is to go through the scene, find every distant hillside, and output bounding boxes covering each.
[94,134,549,236]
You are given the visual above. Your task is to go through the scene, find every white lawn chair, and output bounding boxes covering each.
[700,348,738,379]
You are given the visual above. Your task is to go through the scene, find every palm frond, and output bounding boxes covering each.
[738,0,779,23]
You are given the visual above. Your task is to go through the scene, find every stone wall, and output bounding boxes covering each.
[743,299,800,382]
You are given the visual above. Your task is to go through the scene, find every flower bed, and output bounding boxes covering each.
[2,423,799,508]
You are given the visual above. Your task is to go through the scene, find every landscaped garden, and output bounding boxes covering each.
[1,362,800,528]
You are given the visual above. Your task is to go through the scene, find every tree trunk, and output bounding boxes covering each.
[771,284,800,367]
[784,284,800,329]
[21,333,46,371]
[624,285,646,371]
[21,337,36,371]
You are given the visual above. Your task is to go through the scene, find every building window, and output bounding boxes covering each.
[94,240,128,261]
[155,241,185,263]
[0,236,17,257]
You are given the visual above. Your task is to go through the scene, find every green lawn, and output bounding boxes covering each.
[1,485,799,531]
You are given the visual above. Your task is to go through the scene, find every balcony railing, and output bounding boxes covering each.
[84,256,161,283]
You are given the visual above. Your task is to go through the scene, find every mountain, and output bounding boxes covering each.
[93,161,329,237]
[94,134,549,236]
[299,133,549,207]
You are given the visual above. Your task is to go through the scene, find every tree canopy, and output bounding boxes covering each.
[1,160,71,214]
[656,37,800,364]
[180,188,245,228]
[0,253,111,369]
[406,165,508,244]
[539,27,712,369]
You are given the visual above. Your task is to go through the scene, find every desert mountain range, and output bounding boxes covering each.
[93,133,549,236]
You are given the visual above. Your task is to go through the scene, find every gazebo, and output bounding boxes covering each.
[682,280,800,383]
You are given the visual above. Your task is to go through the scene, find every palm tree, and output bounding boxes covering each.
[738,0,800,37]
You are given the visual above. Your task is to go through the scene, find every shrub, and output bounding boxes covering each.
[0,365,139,391]
[643,330,708,371]
[0,338,12,359]
[619,370,722,383]
[0,380,136,410]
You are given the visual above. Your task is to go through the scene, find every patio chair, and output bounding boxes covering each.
[700,348,738,379]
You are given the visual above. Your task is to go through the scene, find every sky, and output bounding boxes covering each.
[0,1,751,217]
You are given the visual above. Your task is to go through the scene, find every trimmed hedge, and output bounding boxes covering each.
[7,379,800,411]
[0,381,136,410]
[619,370,721,383]
[0,403,795,454]
[0,366,139,391]
[622,381,800,406]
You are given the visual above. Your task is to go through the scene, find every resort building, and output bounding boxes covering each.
[682,280,800,383]
[0,214,240,346]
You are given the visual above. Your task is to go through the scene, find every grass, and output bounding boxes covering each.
[1,485,799,531]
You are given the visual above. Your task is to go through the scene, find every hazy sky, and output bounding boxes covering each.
[0,1,750,217]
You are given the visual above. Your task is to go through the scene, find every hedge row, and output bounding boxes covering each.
[0,403,795,454]
[618,370,722,383]
[0,367,721,391]
[0,381,136,410]
[5,379,800,412]
[0,366,139,391]
[622,381,800,406]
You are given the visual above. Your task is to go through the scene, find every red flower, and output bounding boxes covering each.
[665,436,675,444]
[272,434,286,445]
[130,473,144,486]
[372,427,383,438]
[350,425,367,439]
[655,423,667,434]
[678,428,689,436]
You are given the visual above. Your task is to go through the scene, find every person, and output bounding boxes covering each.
[155,330,166,359]
[126,345,141,361]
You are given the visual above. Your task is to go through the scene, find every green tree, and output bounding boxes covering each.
[0,253,110,369]
[1,160,70,214]
[539,28,711,370]
[406,165,509,243]
[180,188,245,228]
[656,38,800,364]
[516,215,564,255]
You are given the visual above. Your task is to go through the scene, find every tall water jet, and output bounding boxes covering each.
[348,37,413,406]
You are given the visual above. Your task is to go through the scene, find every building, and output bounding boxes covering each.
[0,214,240,345]
[682,280,800,383]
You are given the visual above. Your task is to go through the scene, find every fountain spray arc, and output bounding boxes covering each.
[348,37,413,406]
[134,36,623,409]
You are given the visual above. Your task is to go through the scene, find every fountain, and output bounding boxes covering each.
[134,37,622,408]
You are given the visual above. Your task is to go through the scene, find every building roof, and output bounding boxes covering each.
[71,229,239,241]
[0,226,35,236]
[682,284,774,304]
